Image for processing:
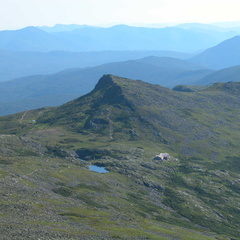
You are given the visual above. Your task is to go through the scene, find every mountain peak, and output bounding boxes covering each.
[5,74,240,161]
[17,26,46,34]
[92,74,122,91]
[88,74,135,109]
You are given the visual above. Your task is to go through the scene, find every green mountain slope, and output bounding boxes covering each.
[35,75,240,160]
[0,75,240,239]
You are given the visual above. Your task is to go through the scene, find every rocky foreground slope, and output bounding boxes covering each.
[0,75,240,239]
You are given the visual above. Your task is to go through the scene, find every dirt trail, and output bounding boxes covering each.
[19,110,29,124]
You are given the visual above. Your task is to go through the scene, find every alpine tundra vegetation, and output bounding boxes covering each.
[0,75,240,239]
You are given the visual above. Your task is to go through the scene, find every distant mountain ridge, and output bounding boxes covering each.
[196,65,240,85]
[0,25,237,52]
[38,24,98,32]
[0,56,212,116]
[0,27,64,52]
[175,22,240,33]
[0,50,191,82]
[2,27,240,82]
[190,35,240,69]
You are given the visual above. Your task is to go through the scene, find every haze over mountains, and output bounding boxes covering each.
[0,50,191,82]
[0,56,213,116]
[194,65,240,85]
[0,24,237,52]
[0,23,240,83]
[1,22,240,117]
[2,32,240,83]
[175,22,240,33]
[190,35,240,69]
[39,22,240,33]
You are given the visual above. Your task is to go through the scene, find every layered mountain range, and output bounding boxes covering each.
[0,24,236,52]
[0,50,191,83]
[0,56,213,116]
[1,25,240,118]
[0,29,240,84]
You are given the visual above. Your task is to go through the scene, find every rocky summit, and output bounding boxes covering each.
[0,74,240,239]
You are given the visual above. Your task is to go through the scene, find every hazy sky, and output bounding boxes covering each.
[1,0,240,30]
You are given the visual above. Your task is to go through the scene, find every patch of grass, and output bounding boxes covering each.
[24,220,59,226]
[60,207,112,228]
[0,159,14,165]
[126,192,159,216]
[162,188,185,210]
[46,146,69,158]
[77,183,109,192]
[53,186,73,197]
[214,156,240,173]
[76,194,108,209]
[144,223,217,240]
[20,179,37,188]
[107,226,170,240]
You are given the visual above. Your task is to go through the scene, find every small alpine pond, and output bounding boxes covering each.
[88,165,109,173]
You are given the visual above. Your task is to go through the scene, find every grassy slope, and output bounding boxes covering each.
[0,75,240,239]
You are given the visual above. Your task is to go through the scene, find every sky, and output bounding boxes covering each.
[1,0,240,30]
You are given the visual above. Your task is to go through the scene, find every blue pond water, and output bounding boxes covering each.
[88,165,109,173]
